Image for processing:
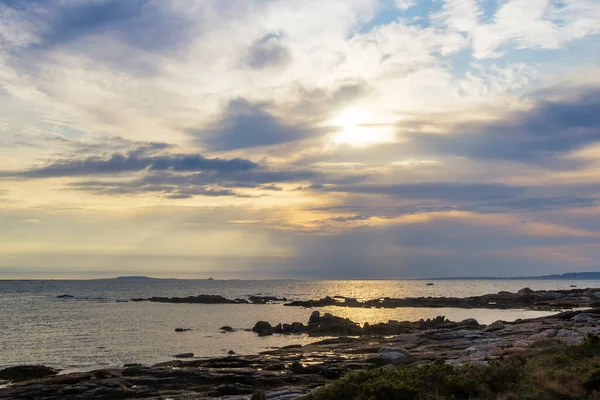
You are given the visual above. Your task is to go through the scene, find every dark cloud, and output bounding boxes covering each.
[320,182,526,202]
[245,33,291,69]
[412,87,600,167]
[307,183,597,217]
[1,152,258,178]
[191,99,321,151]
[63,165,319,198]
[22,0,192,54]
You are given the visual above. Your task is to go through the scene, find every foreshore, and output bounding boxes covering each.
[3,288,600,399]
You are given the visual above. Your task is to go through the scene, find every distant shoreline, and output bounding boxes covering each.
[1,272,600,281]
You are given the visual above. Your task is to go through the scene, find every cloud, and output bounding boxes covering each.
[472,0,600,58]
[320,182,525,201]
[410,86,600,167]
[309,182,597,216]
[1,151,259,178]
[191,99,322,151]
[245,33,291,69]
[14,0,193,54]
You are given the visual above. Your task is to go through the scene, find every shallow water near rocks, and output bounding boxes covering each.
[1,279,596,372]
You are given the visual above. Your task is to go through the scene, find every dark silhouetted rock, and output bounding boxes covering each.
[253,321,273,336]
[0,365,58,382]
[172,353,194,358]
[57,294,74,299]
[174,328,191,332]
[220,326,234,332]
[131,294,240,304]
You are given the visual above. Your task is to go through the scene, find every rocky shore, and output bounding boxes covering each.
[3,307,600,400]
[127,287,600,310]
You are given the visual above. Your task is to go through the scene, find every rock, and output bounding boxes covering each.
[227,350,236,355]
[378,346,410,356]
[123,363,143,368]
[0,365,59,382]
[281,344,303,349]
[221,325,235,332]
[366,348,411,366]
[290,322,305,333]
[174,328,191,332]
[263,363,286,371]
[459,318,480,327]
[214,383,254,395]
[172,353,194,358]
[253,321,273,335]
[289,361,305,374]
[131,294,240,304]
[309,310,321,323]
[517,287,535,295]
[485,320,504,332]
[57,294,74,299]
[572,314,598,323]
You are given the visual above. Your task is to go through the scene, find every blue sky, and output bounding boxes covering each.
[0,0,599,278]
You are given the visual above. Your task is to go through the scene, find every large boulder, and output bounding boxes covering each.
[0,365,58,382]
[253,321,273,336]
[366,348,411,366]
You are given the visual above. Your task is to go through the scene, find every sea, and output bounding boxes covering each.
[1,279,598,373]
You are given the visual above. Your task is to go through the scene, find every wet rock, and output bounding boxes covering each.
[253,321,273,336]
[263,363,286,371]
[309,311,321,323]
[249,296,287,304]
[0,365,58,382]
[221,325,235,332]
[174,328,191,332]
[289,360,305,374]
[228,350,236,355]
[131,294,240,304]
[122,363,143,368]
[212,383,254,395]
[57,294,74,299]
[172,353,194,358]
[281,344,303,349]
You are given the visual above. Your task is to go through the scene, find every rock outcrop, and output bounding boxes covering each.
[3,309,600,399]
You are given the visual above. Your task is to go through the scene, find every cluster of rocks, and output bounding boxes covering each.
[252,311,470,337]
[130,294,287,305]
[126,288,600,311]
[283,287,600,310]
[3,308,600,399]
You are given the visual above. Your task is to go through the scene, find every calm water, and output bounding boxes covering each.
[1,279,597,372]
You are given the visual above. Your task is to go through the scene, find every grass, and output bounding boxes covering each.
[303,333,600,400]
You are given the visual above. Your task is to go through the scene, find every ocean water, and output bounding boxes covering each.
[1,279,597,373]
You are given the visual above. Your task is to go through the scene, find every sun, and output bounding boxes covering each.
[330,109,395,147]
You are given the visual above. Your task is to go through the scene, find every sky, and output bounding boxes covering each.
[1,0,600,279]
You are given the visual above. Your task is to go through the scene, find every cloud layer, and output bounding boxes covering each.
[1,0,600,278]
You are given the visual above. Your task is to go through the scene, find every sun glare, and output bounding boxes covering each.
[331,109,395,147]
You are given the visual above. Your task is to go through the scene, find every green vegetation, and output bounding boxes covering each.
[304,334,600,400]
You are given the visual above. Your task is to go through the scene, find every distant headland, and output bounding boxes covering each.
[423,272,600,280]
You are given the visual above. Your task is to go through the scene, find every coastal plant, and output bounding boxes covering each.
[304,334,600,400]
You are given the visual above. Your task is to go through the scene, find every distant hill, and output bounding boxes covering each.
[424,272,600,280]
[113,276,176,280]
